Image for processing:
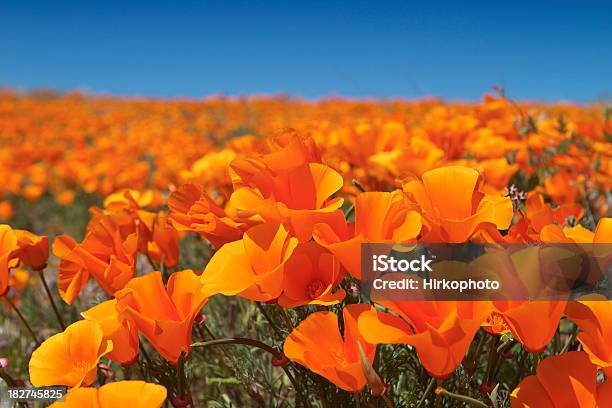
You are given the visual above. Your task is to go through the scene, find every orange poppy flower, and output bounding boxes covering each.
[264,129,322,170]
[542,169,581,205]
[359,300,491,379]
[81,299,139,366]
[462,245,572,351]
[13,229,49,270]
[0,225,19,295]
[565,300,612,370]
[115,270,208,364]
[540,217,611,243]
[8,267,31,292]
[49,380,167,408]
[284,304,375,392]
[477,157,519,193]
[368,128,444,176]
[277,241,345,308]
[146,214,180,268]
[52,216,137,304]
[167,183,244,248]
[313,191,421,279]
[0,201,12,220]
[230,130,321,184]
[494,300,566,353]
[201,223,298,301]
[103,189,162,209]
[481,311,511,335]
[524,193,583,234]
[182,148,237,187]
[402,166,513,242]
[29,320,113,388]
[88,190,157,253]
[510,351,611,407]
[230,160,344,241]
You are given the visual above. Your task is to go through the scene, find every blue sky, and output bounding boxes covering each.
[1,1,611,101]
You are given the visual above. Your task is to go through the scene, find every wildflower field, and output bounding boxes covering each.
[0,88,611,407]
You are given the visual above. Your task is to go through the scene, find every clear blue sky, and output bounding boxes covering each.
[1,1,611,102]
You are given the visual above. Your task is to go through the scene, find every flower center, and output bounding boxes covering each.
[306,280,325,299]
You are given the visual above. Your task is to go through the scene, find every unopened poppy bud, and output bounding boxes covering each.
[170,395,190,408]
[271,352,289,367]
[0,358,8,368]
[194,313,206,325]
[357,342,386,396]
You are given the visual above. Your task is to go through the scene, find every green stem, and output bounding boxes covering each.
[416,378,436,408]
[255,302,283,340]
[177,351,191,406]
[344,204,355,219]
[36,269,66,330]
[352,179,367,192]
[436,388,488,408]
[277,305,293,330]
[6,296,40,346]
[482,336,500,387]
[191,338,307,407]
[0,367,16,386]
[464,330,485,375]
[559,326,578,354]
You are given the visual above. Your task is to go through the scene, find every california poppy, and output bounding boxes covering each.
[565,299,612,370]
[167,183,244,248]
[0,225,19,295]
[494,300,566,353]
[146,213,180,268]
[284,304,375,392]
[230,161,344,241]
[402,166,513,242]
[13,229,49,270]
[313,191,421,279]
[201,223,298,301]
[29,320,113,388]
[540,217,611,243]
[49,380,167,408]
[277,241,345,308]
[115,270,208,364]
[510,351,611,407]
[53,216,137,304]
[81,299,139,366]
[524,193,583,234]
[359,300,491,379]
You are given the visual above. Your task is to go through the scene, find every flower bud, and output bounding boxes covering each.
[271,352,289,367]
[358,342,386,396]
[194,313,206,325]
[170,396,190,408]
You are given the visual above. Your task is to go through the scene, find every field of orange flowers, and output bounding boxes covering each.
[0,88,611,407]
